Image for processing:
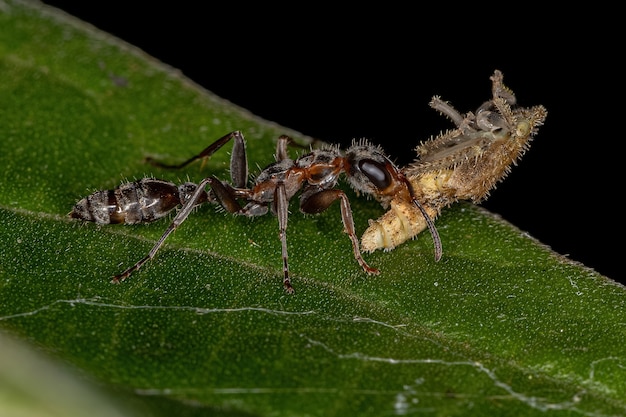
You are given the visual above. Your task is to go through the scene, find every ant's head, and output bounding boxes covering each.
[344,140,401,201]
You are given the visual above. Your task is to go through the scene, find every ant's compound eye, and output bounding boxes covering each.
[358,159,391,190]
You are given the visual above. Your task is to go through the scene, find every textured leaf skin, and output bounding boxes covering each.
[1,2,625,416]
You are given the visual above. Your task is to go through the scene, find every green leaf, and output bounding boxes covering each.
[1,1,625,416]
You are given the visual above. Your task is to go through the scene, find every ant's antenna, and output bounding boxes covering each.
[404,178,443,261]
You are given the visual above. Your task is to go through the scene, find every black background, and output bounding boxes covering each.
[40,2,622,284]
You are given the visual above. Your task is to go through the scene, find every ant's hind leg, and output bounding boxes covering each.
[111,176,216,283]
[146,130,249,188]
[205,176,245,214]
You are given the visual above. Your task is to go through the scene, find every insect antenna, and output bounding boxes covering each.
[404,178,443,261]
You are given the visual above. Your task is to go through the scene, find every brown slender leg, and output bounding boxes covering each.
[402,178,442,261]
[275,182,294,293]
[111,176,237,283]
[301,188,379,275]
[146,130,249,188]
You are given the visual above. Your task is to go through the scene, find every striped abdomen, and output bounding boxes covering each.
[70,178,206,225]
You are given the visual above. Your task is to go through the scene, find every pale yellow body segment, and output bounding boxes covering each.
[361,70,547,254]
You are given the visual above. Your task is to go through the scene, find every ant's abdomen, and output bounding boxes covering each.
[70,178,193,225]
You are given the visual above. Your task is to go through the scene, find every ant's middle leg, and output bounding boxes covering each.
[146,130,249,188]
[209,178,293,291]
[274,182,294,293]
[300,187,380,275]
[275,134,320,162]
[205,177,293,292]
[275,135,291,162]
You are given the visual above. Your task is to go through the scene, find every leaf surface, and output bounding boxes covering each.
[1,2,625,416]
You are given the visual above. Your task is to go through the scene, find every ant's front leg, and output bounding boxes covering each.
[147,130,249,188]
[300,187,380,275]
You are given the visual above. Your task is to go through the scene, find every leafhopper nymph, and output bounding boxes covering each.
[360,70,548,253]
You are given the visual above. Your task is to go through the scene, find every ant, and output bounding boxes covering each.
[71,131,442,293]
[361,70,547,253]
